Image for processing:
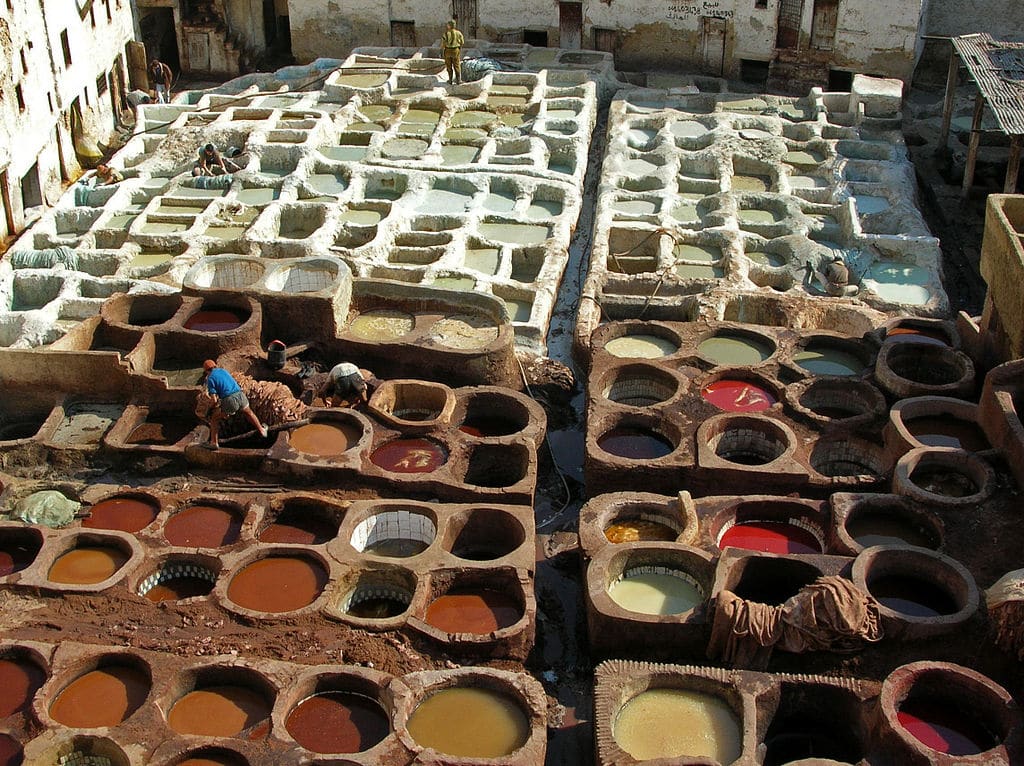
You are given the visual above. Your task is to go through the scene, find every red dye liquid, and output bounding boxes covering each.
[0,541,38,577]
[82,497,159,533]
[0,658,46,717]
[164,505,242,547]
[0,734,23,766]
[184,310,244,332]
[285,692,390,753]
[719,520,822,554]
[702,380,777,412]
[886,327,949,346]
[370,438,447,473]
[458,417,520,437]
[425,589,522,634]
[597,428,673,459]
[258,515,336,545]
[897,700,994,755]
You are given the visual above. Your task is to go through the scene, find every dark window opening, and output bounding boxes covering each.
[828,68,853,91]
[390,20,415,47]
[60,29,72,66]
[20,48,27,74]
[740,59,770,87]
[15,84,25,111]
[523,28,548,46]
[755,0,768,7]
[21,163,43,209]
[96,73,108,96]
[594,27,616,52]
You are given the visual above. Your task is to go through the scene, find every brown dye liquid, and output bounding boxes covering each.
[164,505,242,547]
[258,515,336,545]
[906,417,989,451]
[370,438,447,472]
[406,687,529,758]
[48,546,129,584]
[289,422,361,457]
[126,418,193,445]
[183,309,244,332]
[144,576,214,602]
[82,497,159,532]
[458,416,520,437]
[168,686,271,738]
[605,519,678,543]
[285,691,390,753]
[48,666,150,727]
[0,734,22,766]
[227,557,327,613]
[0,658,46,717]
[425,590,522,634]
[0,541,37,576]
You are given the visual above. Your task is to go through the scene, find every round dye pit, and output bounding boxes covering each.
[847,513,936,548]
[0,656,46,717]
[597,427,674,459]
[259,511,336,545]
[348,310,415,341]
[286,691,389,754]
[175,750,248,766]
[48,545,129,585]
[719,520,822,554]
[144,573,215,603]
[897,699,997,756]
[126,417,194,445]
[49,665,150,728]
[868,575,958,618]
[885,326,949,346]
[227,556,328,613]
[425,589,521,634]
[164,505,242,548]
[794,346,865,376]
[449,511,525,560]
[344,580,412,619]
[702,380,776,412]
[459,415,521,437]
[613,688,742,763]
[906,416,989,451]
[605,518,677,544]
[82,496,159,533]
[168,686,271,738]
[370,438,447,473]
[709,420,790,466]
[698,334,772,366]
[864,261,932,305]
[289,422,361,457]
[407,687,529,758]
[352,510,436,557]
[604,334,679,359]
[763,719,861,766]
[608,567,703,615]
[0,534,40,577]
[183,309,245,332]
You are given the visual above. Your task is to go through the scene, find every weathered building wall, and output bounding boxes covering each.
[287,0,924,83]
[0,0,135,244]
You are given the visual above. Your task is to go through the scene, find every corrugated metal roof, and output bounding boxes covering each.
[953,33,1024,136]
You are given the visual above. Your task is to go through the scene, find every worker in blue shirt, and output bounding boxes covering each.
[201,360,268,449]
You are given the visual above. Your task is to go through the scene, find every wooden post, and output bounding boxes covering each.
[939,45,959,148]
[1006,136,1024,194]
[962,92,986,197]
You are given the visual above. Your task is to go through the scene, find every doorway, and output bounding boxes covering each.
[523,29,548,47]
[702,18,727,76]
[811,0,839,50]
[391,21,416,47]
[776,0,804,49]
[452,0,478,37]
[559,2,582,50]
[139,7,180,72]
[21,163,42,211]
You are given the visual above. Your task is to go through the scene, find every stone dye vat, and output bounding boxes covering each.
[576,80,950,359]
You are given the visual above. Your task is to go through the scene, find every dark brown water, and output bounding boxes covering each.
[285,691,389,753]
[459,416,521,436]
[869,575,957,617]
[0,734,22,766]
[127,418,194,445]
[906,417,989,451]
[82,497,159,532]
[597,428,674,459]
[0,540,39,577]
[370,438,447,472]
[259,514,336,545]
[910,468,978,497]
[164,505,242,547]
[0,657,46,717]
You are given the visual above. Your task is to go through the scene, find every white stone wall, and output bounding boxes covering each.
[0,0,135,240]
[287,0,924,81]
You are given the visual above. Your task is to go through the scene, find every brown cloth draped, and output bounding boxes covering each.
[708,575,884,668]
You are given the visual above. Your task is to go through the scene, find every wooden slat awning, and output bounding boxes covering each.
[952,33,1024,137]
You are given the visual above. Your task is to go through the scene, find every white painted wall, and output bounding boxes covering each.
[288,0,924,80]
[1,0,135,239]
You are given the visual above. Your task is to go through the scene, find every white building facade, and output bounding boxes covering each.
[1,0,135,244]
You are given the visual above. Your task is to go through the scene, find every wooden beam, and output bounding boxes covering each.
[962,93,986,197]
[939,45,959,148]
[1006,136,1024,194]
